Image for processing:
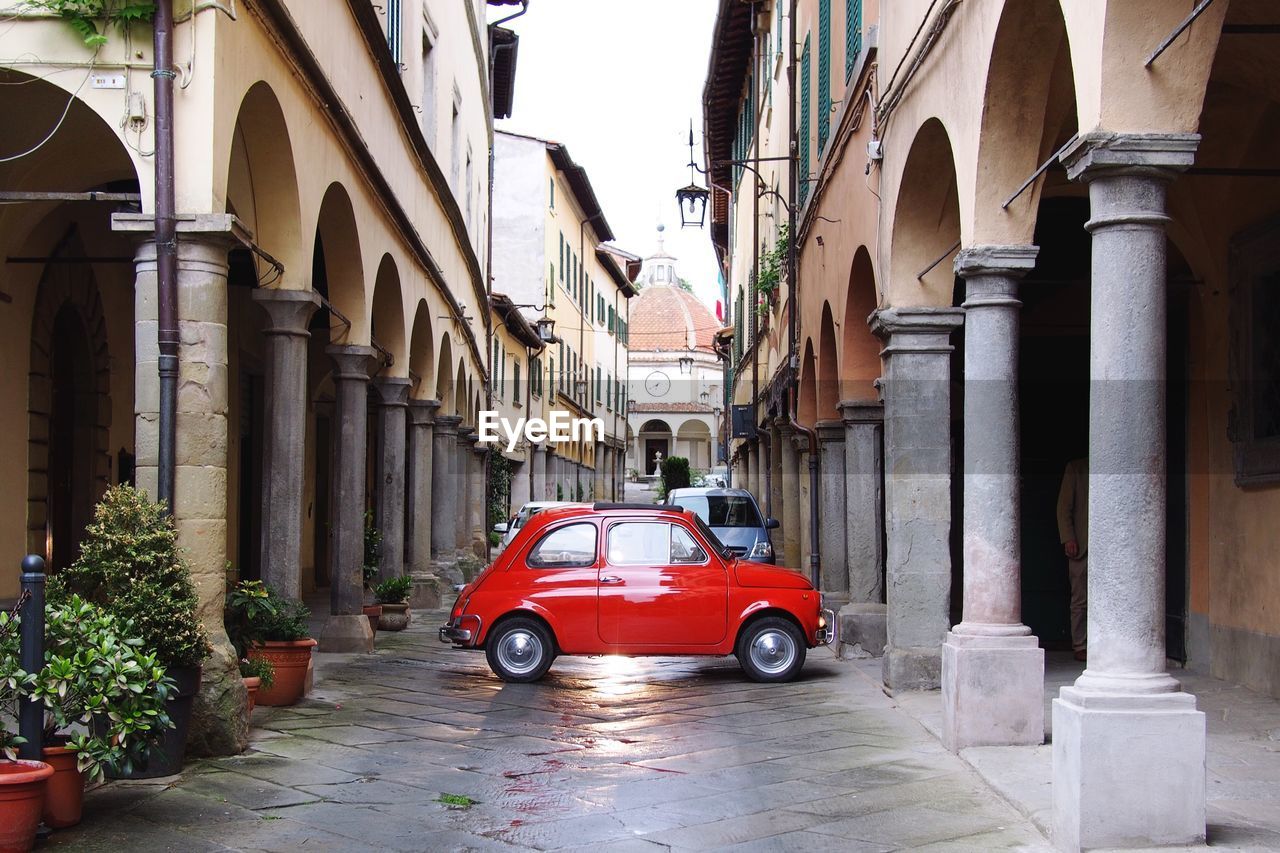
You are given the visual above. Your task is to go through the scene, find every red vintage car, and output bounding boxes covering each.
[440,503,834,683]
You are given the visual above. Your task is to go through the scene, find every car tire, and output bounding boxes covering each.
[485,617,556,683]
[736,617,806,683]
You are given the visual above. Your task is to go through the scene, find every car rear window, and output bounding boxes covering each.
[526,522,597,568]
[671,495,762,528]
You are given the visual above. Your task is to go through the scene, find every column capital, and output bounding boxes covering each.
[816,420,845,444]
[408,398,441,426]
[433,413,462,435]
[252,288,322,339]
[953,245,1039,279]
[1060,132,1200,183]
[326,344,379,380]
[774,417,796,439]
[838,399,885,424]
[373,376,411,408]
[870,307,964,355]
[457,427,477,447]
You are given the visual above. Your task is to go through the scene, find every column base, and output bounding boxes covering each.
[837,602,887,658]
[317,614,374,654]
[408,573,442,610]
[942,631,1044,751]
[883,644,940,692]
[1052,686,1206,851]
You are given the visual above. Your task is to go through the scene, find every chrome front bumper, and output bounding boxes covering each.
[816,607,837,645]
[439,614,482,646]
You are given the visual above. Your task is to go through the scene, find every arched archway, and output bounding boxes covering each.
[454,363,468,424]
[889,118,961,304]
[371,254,407,376]
[408,300,437,400]
[798,338,817,426]
[435,334,455,414]
[313,183,366,344]
[27,231,112,569]
[842,246,881,400]
[818,304,839,419]
[638,419,672,476]
[676,420,713,471]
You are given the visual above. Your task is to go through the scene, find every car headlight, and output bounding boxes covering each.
[748,541,773,559]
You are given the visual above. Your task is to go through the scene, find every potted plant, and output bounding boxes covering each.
[49,485,209,780]
[374,576,413,631]
[225,581,315,707]
[362,511,384,632]
[32,595,174,827]
[0,609,50,853]
[238,657,274,716]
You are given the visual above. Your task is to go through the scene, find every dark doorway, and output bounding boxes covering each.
[645,439,668,476]
[313,412,331,588]
[237,372,265,581]
[47,305,97,572]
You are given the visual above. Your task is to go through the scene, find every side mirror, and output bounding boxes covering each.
[765,518,780,530]
[493,522,509,533]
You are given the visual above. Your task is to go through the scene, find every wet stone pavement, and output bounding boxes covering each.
[48,616,1052,852]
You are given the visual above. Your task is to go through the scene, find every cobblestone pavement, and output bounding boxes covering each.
[48,616,1052,852]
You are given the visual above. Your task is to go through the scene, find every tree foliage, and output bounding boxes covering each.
[25,0,156,47]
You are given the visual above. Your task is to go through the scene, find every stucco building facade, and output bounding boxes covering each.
[705,0,1280,848]
[1,0,517,753]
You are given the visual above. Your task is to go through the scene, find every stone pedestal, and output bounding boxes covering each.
[1049,132,1206,851]
[838,602,886,657]
[531,445,548,501]
[456,428,477,554]
[943,245,1044,751]
[871,307,964,691]
[253,288,321,602]
[320,344,378,654]
[469,442,487,556]
[430,415,461,561]
[839,401,885,610]
[374,377,410,580]
[816,421,846,598]
[407,399,440,607]
[777,421,800,571]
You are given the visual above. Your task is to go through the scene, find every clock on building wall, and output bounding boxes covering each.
[645,371,671,397]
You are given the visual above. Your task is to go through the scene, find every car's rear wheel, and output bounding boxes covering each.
[485,617,555,683]
[736,617,806,683]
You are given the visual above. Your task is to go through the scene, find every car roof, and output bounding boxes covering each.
[667,487,755,499]
[530,502,691,526]
[519,501,576,511]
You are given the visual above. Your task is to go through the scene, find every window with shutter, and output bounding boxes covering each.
[818,0,831,156]
[513,361,521,403]
[799,34,811,207]
[846,0,863,83]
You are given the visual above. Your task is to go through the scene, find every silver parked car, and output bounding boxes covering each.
[667,487,779,564]
[494,501,576,549]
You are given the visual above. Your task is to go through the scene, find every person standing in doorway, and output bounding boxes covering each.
[1057,457,1088,661]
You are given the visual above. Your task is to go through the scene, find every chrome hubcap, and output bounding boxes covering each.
[496,629,543,675]
[749,629,797,675]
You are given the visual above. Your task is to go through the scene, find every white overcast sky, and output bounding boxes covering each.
[490,0,722,314]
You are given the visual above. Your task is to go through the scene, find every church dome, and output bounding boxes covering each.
[630,283,720,354]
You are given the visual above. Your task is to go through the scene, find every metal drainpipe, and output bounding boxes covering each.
[750,13,761,502]
[785,0,820,590]
[154,0,179,516]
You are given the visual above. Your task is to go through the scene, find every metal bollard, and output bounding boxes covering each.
[17,554,45,762]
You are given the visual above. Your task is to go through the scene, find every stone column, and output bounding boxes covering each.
[870,307,964,691]
[1051,133,1205,852]
[531,445,548,502]
[816,422,846,599]
[776,421,800,571]
[407,399,440,607]
[469,442,487,556]
[942,245,1044,751]
[794,431,813,581]
[595,445,607,501]
[320,345,378,653]
[121,216,246,755]
[511,446,532,510]
[455,427,476,554]
[374,377,411,581]
[252,288,321,602]
[839,400,887,655]
[430,415,461,560]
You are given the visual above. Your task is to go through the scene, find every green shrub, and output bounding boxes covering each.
[51,485,209,670]
[0,610,35,760]
[373,576,412,605]
[363,510,382,587]
[660,456,692,495]
[238,657,275,691]
[488,531,501,548]
[224,580,311,658]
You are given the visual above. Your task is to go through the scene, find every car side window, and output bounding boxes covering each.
[607,522,669,565]
[526,523,597,568]
[670,525,708,564]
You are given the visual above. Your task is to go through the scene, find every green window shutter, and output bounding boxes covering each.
[818,0,831,156]
[559,233,564,281]
[799,34,811,207]
[549,177,555,209]
[776,0,783,54]
[513,361,521,402]
[846,0,863,82]
[608,305,615,333]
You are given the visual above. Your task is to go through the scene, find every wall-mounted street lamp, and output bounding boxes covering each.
[534,316,556,343]
[699,390,710,405]
[678,354,694,375]
[675,123,711,228]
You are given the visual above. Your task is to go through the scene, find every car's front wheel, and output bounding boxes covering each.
[736,617,806,683]
[485,617,555,683]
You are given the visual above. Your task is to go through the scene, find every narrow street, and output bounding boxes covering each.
[48,617,1050,852]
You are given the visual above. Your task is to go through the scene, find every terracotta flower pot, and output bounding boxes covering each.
[248,638,317,706]
[0,759,54,853]
[242,676,261,716]
[377,602,410,631]
[362,603,383,634]
[40,745,85,829]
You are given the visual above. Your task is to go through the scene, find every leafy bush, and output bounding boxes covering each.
[373,576,412,605]
[35,596,175,780]
[363,510,382,587]
[0,609,36,760]
[51,485,209,670]
[660,456,692,496]
[488,531,501,548]
[224,581,311,658]
[238,657,275,691]
[488,453,513,529]
[23,0,155,47]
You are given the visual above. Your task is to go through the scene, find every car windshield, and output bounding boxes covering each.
[689,513,733,559]
[671,495,763,528]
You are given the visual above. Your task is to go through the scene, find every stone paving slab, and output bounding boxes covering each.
[48,612,1056,851]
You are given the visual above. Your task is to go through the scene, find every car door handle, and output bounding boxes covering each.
[600,575,624,585]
